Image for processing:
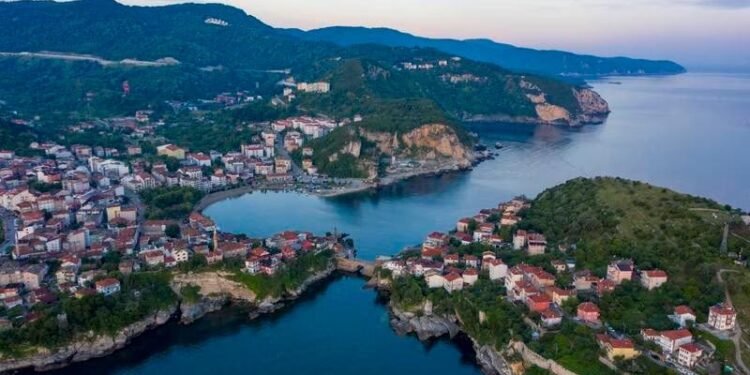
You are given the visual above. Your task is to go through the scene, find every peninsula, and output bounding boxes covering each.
[372,177,750,375]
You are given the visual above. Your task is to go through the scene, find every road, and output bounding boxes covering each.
[0,51,179,67]
[0,208,16,254]
[717,269,750,375]
[275,137,304,177]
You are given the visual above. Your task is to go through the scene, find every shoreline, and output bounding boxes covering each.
[1,263,339,374]
[194,161,477,211]
[372,284,513,375]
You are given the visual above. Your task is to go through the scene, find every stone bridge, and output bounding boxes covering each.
[336,257,376,277]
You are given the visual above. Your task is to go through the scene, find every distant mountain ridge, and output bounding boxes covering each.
[287,26,686,77]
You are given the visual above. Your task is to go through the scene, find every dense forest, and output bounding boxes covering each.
[140,187,205,220]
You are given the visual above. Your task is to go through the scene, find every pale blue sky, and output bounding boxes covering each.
[120,1,750,70]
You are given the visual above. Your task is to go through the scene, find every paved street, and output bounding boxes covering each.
[0,208,16,254]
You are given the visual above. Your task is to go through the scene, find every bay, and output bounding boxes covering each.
[43,73,750,374]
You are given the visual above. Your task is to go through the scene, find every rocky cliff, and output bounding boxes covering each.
[0,263,338,373]
[496,79,611,126]
[386,298,513,375]
[389,304,461,341]
[0,306,177,373]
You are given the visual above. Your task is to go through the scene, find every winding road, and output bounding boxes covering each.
[717,269,750,374]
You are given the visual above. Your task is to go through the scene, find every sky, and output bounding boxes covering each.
[115,0,749,70]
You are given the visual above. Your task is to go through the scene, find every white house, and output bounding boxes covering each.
[487,259,508,281]
[425,272,445,288]
[95,278,121,296]
[670,305,697,327]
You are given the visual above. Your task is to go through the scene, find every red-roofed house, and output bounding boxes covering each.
[708,303,737,331]
[670,305,697,327]
[644,329,693,354]
[677,343,703,368]
[95,278,121,296]
[607,259,634,284]
[597,334,639,361]
[540,309,562,327]
[444,272,463,293]
[640,269,668,290]
[577,302,600,323]
[526,294,552,313]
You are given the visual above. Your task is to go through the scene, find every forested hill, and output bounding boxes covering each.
[0,0,328,71]
[289,26,686,77]
[0,0,606,127]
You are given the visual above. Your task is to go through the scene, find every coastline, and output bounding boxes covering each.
[377,288,514,375]
[0,264,338,374]
[194,161,476,211]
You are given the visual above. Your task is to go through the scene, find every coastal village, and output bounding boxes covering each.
[0,120,357,346]
[379,197,741,375]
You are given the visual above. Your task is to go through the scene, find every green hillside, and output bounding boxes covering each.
[0,0,602,129]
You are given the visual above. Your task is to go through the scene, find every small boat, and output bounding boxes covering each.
[494,142,504,149]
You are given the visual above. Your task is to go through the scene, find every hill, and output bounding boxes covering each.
[289,26,686,77]
[383,177,748,373]
[0,0,607,129]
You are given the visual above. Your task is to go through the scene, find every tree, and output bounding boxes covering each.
[165,224,181,239]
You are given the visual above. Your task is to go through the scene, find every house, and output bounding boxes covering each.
[677,343,703,368]
[577,302,600,323]
[463,268,479,286]
[487,259,507,281]
[670,305,697,328]
[382,260,406,277]
[640,269,668,290]
[188,152,212,167]
[596,279,617,296]
[526,294,552,313]
[424,232,448,249]
[574,271,599,291]
[527,233,546,255]
[443,272,463,293]
[21,264,48,290]
[456,218,472,233]
[708,303,737,331]
[3,296,23,309]
[245,257,261,274]
[550,260,567,273]
[156,144,186,159]
[540,309,562,327]
[606,259,634,284]
[444,254,459,265]
[296,81,330,93]
[425,272,445,288]
[545,286,574,305]
[141,249,165,266]
[643,329,693,354]
[464,255,479,268]
[512,230,527,250]
[95,278,121,296]
[597,334,639,361]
